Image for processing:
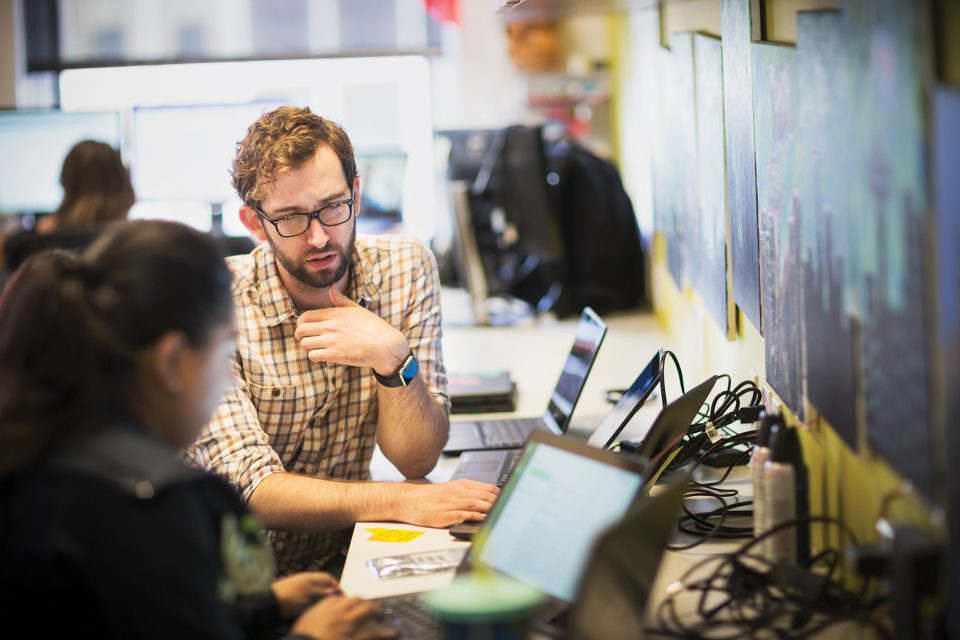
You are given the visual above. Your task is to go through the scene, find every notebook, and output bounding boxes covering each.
[450,350,662,486]
[442,307,607,454]
[447,370,517,414]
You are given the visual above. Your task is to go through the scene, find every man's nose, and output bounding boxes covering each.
[304,216,330,247]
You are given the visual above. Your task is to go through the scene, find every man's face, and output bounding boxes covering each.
[241,144,358,291]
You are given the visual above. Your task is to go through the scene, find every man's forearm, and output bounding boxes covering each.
[247,472,409,531]
[247,471,498,532]
[375,375,449,478]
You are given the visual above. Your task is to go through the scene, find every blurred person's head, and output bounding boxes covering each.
[233,107,360,296]
[0,220,235,477]
[55,140,135,229]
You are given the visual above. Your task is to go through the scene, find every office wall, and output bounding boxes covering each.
[428,1,525,130]
[620,0,946,562]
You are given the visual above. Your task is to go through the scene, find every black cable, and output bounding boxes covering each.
[650,517,890,639]
[659,350,685,407]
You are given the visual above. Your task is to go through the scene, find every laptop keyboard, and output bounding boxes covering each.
[368,593,443,639]
[478,417,541,448]
[498,450,521,486]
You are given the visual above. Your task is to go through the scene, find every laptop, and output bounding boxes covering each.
[564,475,690,640]
[629,375,718,486]
[448,374,716,541]
[363,432,654,638]
[442,307,607,454]
[450,350,662,486]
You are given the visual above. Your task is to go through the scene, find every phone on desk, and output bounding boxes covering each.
[448,522,482,541]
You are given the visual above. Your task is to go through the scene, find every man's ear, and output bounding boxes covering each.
[239,205,269,242]
[352,176,361,217]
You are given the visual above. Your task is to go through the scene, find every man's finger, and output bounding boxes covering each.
[329,286,361,308]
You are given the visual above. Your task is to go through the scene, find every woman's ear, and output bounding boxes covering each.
[145,331,190,396]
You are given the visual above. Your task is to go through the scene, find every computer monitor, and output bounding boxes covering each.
[440,126,563,311]
[130,101,282,204]
[127,201,214,233]
[0,110,122,214]
[438,128,503,187]
[355,150,406,219]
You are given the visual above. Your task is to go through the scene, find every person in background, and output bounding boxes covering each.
[3,139,135,272]
[0,220,391,640]
[185,106,499,575]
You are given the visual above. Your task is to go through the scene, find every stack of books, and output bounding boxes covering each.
[447,370,517,414]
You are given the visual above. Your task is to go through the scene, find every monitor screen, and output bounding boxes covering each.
[130,101,282,204]
[0,110,122,213]
[545,308,607,431]
[477,434,644,603]
[355,150,405,219]
[127,201,214,233]
[587,351,662,450]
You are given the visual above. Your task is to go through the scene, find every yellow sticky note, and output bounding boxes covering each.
[366,527,424,543]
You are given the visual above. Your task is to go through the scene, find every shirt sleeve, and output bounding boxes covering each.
[184,354,286,502]
[403,240,450,416]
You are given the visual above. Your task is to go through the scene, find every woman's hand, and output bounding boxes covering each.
[271,571,340,619]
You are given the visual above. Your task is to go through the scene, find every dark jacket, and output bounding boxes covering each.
[0,416,301,639]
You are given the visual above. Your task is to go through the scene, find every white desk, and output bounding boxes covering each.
[342,309,673,597]
[368,309,674,484]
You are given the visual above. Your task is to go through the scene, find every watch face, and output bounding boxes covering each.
[400,354,419,384]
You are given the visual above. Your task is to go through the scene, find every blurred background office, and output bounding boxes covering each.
[1,0,959,633]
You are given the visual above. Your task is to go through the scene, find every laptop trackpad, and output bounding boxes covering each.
[461,460,500,472]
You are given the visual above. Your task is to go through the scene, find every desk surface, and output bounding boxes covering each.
[369,308,673,483]
[343,305,876,637]
[345,308,675,597]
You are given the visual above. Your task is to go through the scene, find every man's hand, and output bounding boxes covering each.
[397,479,500,528]
[271,571,340,620]
[291,595,396,640]
[295,287,409,375]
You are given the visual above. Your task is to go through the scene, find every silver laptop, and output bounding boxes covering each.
[451,350,663,486]
[442,307,607,454]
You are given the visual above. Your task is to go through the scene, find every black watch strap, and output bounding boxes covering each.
[373,352,419,387]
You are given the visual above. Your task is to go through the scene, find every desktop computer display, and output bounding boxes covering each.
[130,101,282,205]
[0,110,122,214]
[355,150,406,220]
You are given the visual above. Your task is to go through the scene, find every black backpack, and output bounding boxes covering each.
[544,139,647,317]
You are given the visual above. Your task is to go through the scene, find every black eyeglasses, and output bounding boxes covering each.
[252,197,354,237]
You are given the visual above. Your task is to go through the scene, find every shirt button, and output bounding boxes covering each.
[135,481,155,500]
[272,388,282,397]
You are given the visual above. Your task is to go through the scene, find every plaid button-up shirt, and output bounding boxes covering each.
[185,234,449,574]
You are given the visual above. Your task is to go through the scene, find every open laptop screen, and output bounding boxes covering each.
[544,308,607,432]
[587,351,662,450]
[475,431,645,603]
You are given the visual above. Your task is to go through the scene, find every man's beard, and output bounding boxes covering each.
[269,224,356,290]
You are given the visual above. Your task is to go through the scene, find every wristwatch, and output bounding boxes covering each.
[373,351,419,388]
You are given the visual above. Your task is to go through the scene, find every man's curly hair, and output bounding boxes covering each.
[231,106,357,207]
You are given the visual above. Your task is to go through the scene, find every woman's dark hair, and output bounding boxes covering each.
[55,140,135,228]
[0,220,233,477]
